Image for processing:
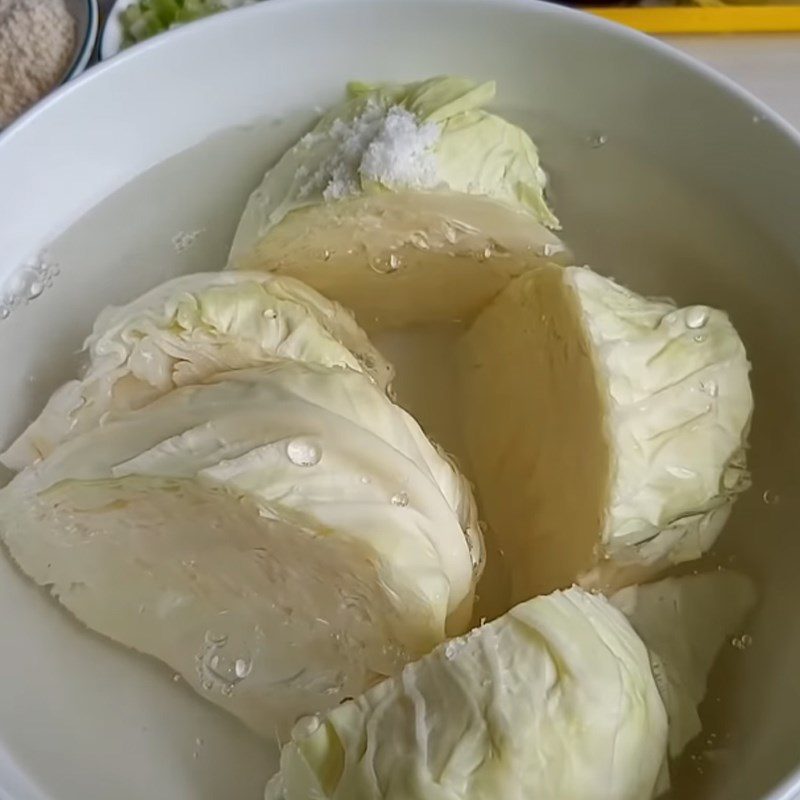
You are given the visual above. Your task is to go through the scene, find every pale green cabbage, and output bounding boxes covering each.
[227,78,567,330]
[0,363,480,737]
[458,264,753,603]
[569,268,753,573]
[228,76,558,267]
[264,586,668,800]
[1,271,393,471]
[612,570,756,758]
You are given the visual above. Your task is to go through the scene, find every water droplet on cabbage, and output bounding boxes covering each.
[390,491,409,507]
[286,438,322,467]
[685,306,710,330]
[291,714,321,741]
[700,379,719,397]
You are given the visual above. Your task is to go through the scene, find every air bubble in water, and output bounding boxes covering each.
[587,133,607,148]
[409,231,430,250]
[172,229,204,253]
[204,630,228,647]
[731,634,753,650]
[541,242,566,258]
[762,489,780,506]
[197,631,252,695]
[390,491,409,507]
[0,254,61,320]
[368,252,400,274]
[234,658,252,679]
[286,438,322,467]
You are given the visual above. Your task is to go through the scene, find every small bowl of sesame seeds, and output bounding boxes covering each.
[0,0,98,128]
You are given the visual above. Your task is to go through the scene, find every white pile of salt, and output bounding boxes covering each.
[299,100,442,201]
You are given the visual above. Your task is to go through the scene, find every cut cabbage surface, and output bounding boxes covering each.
[612,570,757,758]
[2,271,392,470]
[0,363,480,737]
[231,192,566,330]
[264,586,668,800]
[458,264,753,604]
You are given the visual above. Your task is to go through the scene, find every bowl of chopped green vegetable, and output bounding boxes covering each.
[99,0,255,59]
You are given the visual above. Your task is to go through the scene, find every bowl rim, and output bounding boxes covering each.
[8,0,797,149]
[1,2,799,798]
[63,0,100,82]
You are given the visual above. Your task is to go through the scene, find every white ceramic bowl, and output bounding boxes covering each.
[98,0,136,60]
[1,1,799,798]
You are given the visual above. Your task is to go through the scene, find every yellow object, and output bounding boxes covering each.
[585,5,800,33]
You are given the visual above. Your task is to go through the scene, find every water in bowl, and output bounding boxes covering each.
[1,109,798,800]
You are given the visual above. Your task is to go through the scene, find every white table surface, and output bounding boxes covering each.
[664,35,800,131]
